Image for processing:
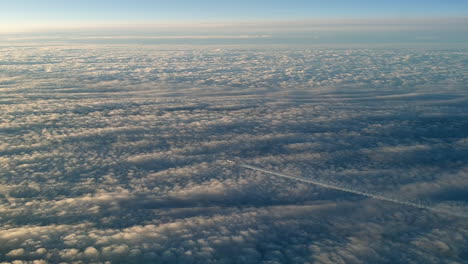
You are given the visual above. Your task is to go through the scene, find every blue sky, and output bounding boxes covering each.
[1,0,467,45]
[1,0,467,24]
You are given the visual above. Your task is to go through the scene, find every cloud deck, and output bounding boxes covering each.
[0,45,467,263]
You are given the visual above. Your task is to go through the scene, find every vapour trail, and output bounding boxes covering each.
[235,162,467,218]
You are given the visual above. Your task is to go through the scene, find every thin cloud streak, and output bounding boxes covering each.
[1,17,467,34]
[4,35,272,42]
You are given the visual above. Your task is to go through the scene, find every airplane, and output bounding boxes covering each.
[227,159,465,218]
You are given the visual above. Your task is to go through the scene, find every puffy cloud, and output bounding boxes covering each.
[0,44,466,263]
[6,249,25,258]
[83,246,100,259]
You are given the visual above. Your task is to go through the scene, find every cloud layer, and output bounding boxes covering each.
[0,45,467,263]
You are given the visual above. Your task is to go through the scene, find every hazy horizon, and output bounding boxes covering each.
[2,1,468,46]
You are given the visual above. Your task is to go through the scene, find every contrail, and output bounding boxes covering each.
[229,161,467,218]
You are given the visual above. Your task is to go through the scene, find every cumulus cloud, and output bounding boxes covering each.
[0,44,466,263]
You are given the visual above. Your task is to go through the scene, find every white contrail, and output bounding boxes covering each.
[232,161,467,218]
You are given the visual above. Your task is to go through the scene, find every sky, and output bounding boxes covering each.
[1,0,467,46]
[1,0,467,25]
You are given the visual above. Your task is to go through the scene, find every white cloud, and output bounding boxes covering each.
[0,45,466,263]
[6,249,25,258]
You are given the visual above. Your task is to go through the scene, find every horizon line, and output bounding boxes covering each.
[2,16,467,34]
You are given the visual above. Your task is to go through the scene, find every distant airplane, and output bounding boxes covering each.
[229,160,466,218]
